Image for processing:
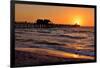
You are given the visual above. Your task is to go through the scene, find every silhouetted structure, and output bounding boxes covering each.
[15,19,80,28]
[33,19,53,28]
[36,19,50,25]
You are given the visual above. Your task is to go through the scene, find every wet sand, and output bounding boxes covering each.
[15,48,94,67]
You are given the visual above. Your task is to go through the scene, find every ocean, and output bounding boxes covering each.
[15,27,95,57]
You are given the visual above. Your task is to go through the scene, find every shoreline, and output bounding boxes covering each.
[15,48,94,66]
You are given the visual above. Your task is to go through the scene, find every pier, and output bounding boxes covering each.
[15,19,80,28]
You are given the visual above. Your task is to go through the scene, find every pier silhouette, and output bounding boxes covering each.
[15,19,80,28]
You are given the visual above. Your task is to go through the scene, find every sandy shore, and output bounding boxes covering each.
[15,48,94,67]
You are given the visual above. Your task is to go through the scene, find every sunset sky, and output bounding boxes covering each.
[15,4,95,26]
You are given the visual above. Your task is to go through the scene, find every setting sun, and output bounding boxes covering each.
[76,22,80,25]
[75,20,81,25]
[14,2,95,66]
[73,16,81,25]
[15,4,94,26]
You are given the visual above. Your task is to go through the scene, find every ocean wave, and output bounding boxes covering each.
[34,40,64,45]
[15,27,95,58]
[58,35,86,39]
[16,38,34,42]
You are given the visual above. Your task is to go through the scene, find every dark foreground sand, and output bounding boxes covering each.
[15,48,94,67]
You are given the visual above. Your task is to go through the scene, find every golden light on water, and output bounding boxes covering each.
[16,48,94,60]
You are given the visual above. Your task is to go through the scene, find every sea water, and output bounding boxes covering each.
[15,27,95,57]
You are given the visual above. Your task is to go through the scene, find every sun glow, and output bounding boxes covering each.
[76,21,80,25]
[73,16,82,25]
[16,4,94,26]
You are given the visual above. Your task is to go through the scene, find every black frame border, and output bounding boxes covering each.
[10,0,97,67]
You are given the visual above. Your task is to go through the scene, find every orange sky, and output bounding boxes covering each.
[15,4,95,26]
